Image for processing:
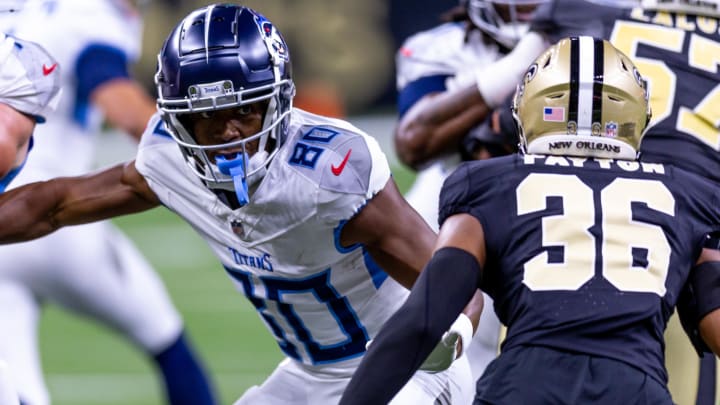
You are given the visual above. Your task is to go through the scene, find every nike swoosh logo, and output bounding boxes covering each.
[42,63,58,76]
[331,149,352,176]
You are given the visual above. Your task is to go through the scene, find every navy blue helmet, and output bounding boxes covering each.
[155,4,295,206]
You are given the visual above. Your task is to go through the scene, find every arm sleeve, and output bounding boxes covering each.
[677,260,720,355]
[339,247,481,404]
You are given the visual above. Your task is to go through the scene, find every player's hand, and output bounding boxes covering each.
[419,313,474,373]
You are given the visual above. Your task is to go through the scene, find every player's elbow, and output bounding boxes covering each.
[394,123,432,170]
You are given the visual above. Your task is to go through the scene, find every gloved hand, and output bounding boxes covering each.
[419,313,474,373]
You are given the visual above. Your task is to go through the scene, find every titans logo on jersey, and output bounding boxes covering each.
[439,154,720,386]
[532,0,720,183]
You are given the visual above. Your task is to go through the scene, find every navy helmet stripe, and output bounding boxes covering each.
[568,37,579,125]
[592,38,605,126]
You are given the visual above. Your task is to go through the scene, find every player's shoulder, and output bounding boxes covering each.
[445,154,520,189]
[284,109,390,197]
[139,113,174,147]
[667,164,720,205]
[400,22,466,57]
[441,155,520,204]
[136,113,178,170]
[396,22,467,75]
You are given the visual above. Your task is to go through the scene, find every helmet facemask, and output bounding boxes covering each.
[160,78,294,207]
[155,4,295,209]
[466,0,547,48]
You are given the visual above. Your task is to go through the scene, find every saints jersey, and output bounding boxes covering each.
[136,109,409,371]
[3,0,141,179]
[532,0,720,183]
[439,154,720,386]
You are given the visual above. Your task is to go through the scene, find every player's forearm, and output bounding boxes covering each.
[0,164,158,243]
[0,179,66,242]
[395,86,489,169]
[699,309,720,356]
[93,79,157,141]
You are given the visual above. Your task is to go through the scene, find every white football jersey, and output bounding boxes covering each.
[396,22,504,92]
[137,109,410,371]
[3,0,141,178]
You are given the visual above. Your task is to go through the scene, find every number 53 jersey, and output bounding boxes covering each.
[532,0,720,184]
[136,109,409,372]
[439,154,720,387]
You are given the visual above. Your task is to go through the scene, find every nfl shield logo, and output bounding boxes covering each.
[230,220,244,238]
[605,122,618,137]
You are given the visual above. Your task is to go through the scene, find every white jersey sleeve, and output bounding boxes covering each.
[283,110,391,225]
[396,23,503,91]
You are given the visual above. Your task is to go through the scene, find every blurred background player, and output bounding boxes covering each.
[0,30,61,405]
[0,1,216,404]
[0,4,477,403]
[341,36,720,405]
[393,0,547,381]
[454,0,720,402]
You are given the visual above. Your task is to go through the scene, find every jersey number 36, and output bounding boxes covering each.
[517,173,674,296]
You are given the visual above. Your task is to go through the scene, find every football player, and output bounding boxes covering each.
[0,4,479,404]
[340,36,720,404]
[0,31,60,405]
[393,0,548,382]
[450,0,720,401]
[0,1,216,404]
[533,2,720,402]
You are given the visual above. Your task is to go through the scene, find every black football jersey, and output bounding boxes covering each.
[532,0,720,183]
[439,154,720,385]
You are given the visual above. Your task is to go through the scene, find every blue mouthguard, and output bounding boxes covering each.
[215,153,249,207]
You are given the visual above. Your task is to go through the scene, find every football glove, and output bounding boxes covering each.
[419,313,474,373]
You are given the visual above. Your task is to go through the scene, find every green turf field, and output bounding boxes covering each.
[39,165,415,405]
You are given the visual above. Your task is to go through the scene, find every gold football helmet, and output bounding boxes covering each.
[512,36,651,160]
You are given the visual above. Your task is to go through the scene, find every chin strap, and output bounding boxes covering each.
[216,154,249,207]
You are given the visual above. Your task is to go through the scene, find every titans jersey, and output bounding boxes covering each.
[2,0,141,178]
[532,0,720,183]
[439,154,720,386]
[136,109,409,371]
[396,22,504,117]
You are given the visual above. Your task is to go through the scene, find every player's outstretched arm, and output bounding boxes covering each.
[0,161,160,243]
